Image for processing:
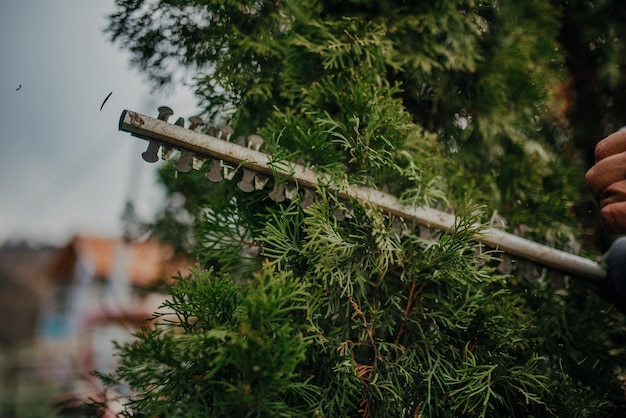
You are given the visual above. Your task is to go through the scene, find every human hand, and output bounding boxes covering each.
[585,129,626,233]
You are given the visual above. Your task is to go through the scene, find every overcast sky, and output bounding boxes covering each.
[0,1,199,245]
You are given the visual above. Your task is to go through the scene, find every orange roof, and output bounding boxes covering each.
[49,235,193,287]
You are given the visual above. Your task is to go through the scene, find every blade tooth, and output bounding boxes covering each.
[221,160,237,180]
[157,106,174,121]
[192,156,206,170]
[175,150,193,173]
[340,200,353,218]
[269,183,286,202]
[284,184,297,200]
[206,158,223,182]
[524,262,540,282]
[247,134,265,151]
[300,188,315,209]
[142,140,162,163]
[237,168,256,192]
[497,254,513,274]
[333,208,346,221]
[188,116,205,131]
[218,125,235,141]
[174,117,185,127]
[419,226,433,240]
[254,174,269,190]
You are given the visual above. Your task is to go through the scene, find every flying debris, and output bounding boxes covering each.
[16,84,21,91]
[100,91,112,111]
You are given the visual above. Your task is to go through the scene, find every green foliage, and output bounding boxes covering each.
[104,0,626,416]
[98,267,320,417]
[265,198,548,417]
[102,204,561,417]
[515,273,626,417]
[108,0,587,234]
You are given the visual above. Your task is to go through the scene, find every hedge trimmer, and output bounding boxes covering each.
[118,108,626,306]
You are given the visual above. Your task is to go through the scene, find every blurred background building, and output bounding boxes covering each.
[0,235,192,417]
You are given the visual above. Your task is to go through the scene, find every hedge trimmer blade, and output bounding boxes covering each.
[118,108,607,284]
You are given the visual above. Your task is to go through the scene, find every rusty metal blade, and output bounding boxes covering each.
[118,109,607,283]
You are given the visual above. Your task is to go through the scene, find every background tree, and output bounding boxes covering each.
[99,0,626,416]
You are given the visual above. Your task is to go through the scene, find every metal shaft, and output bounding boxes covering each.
[119,110,607,283]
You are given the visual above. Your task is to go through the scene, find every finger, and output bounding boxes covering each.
[595,129,626,162]
[585,151,626,200]
[599,179,626,209]
[600,201,626,234]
